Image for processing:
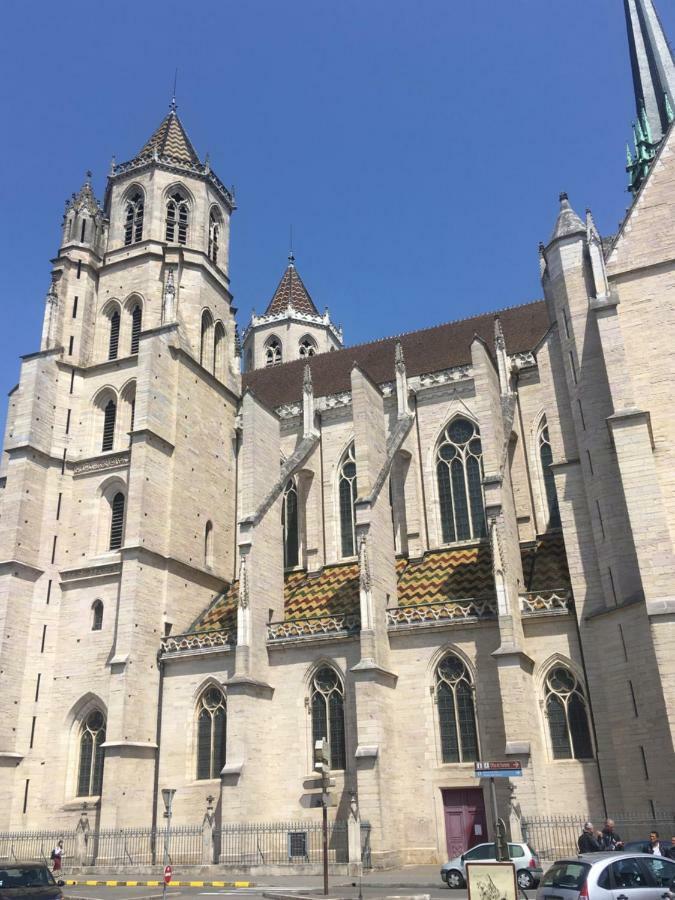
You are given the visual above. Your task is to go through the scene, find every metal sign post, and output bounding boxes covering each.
[161,789,176,900]
[474,762,522,861]
[314,739,333,897]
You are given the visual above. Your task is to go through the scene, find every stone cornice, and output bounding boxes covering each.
[71,450,130,477]
[60,559,122,584]
[0,560,44,580]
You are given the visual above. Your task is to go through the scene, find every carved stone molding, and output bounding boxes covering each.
[72,451,130,477]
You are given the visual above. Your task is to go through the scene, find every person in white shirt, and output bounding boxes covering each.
[647,831,663,856]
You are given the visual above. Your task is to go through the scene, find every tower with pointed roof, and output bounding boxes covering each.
[242,253,343,371]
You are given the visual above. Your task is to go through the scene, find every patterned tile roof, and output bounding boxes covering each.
[135,110,201,166]
[189,532,570,636]
[264,262,320,317]
[243,300,549,409]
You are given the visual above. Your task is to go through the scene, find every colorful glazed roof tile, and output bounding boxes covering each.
[264,260,320,317]
[135,110,201,166]
[520,531,570,591]
[189,532,570,636]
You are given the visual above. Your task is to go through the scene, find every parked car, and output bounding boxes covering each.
[535,852,675,900]
[441,841,543,889]
[0,863,64,900]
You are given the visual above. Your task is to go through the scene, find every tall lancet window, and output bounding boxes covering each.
[435,653,479,763]
[208,209,221,264]
[124,192,144,246]
[436,418,486,544]
[282,479,299,569]
[538,418,561,529]
[166,192,189,244]
[544,666,593,760]
[77,710,106,797]
[311,666,346,771]
[196,687,226,780]
[102,399,116,452]
[108,311,120,361]
[338,443,357,558]
[109,492,125,551]
[130,303,142,355]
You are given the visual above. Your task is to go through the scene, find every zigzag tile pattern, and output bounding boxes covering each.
[265,265,320,316]
[137,111,200,165]
[190,532,571,635]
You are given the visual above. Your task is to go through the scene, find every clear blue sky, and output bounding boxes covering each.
[1,0,673,430]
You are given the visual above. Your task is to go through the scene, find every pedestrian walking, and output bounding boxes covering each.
[50,840,64,873]
[578,822,602,853]
[646,831,664,855]
[665,836,675,861]
[600,819,624,850]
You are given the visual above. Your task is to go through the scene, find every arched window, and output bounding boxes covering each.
[436,418,486,544]
[213,322,225,378]
[311,667,346,770]
[538,418,561,529]
[338,443,357,558]
[124,192,144,246]
[166,191,189,244]
[544,666,593,760]
[92,600,103,631]
[200,310,213,368]
[299,337,317,358]
[80,218,87,243]
[204,520,213,568]
[130,304,142,355]
[102,399,116,452]
[264,337,282,367]
[435,654,479,763]
[282,479,299,568]
[108,310,120,360]
[196,686,226,780]
[109,492,125,551]
[77,709,106,797]
[208,209,221,264]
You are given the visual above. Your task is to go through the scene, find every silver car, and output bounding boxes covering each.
[441,841,543,890]
[536,852,675,900]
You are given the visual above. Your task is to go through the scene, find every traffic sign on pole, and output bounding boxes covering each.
[164,865,173,885]
[474,760,522,777]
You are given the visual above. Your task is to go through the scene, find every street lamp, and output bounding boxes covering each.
[161,789,176,900]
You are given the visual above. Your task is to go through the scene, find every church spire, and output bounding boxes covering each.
[624,0,675,143]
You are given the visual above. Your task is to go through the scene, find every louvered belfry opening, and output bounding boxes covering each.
[108,311,120,360]
[130,305,142,354]
[102,400,116,452]
[109,492,125,550]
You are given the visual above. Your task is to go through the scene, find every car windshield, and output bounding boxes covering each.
[0,866,55,887]
[542,861,590,890]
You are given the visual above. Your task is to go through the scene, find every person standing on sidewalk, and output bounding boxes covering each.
[50,840,64,873]
[578,823,602,853]
[600,819,624,850]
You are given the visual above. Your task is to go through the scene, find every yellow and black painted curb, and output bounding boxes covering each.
[64,880,253,888]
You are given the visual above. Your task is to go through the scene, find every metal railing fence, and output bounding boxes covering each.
[522,812,675,861]
[89,825,203,866]
[0,831,76,866]
[215,820,348,866]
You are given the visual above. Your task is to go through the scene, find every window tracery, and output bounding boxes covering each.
[166,191,189,244]
[265,337,282,367]
[299,337,317,358]
[208,209,220,263]
[338,443,357,558]
[196,686,226,780]
[436,418,485,543]
[310,666,346,770]
[544,666,593,760]
[124,192,144,246]
[435,653,479,763]
[77,709,105,797]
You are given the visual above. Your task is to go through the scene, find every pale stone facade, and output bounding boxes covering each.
[0,3,674,868]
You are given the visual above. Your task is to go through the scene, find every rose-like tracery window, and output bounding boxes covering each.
[545,666,593,760]
[311,666,346,770]
[436,654,479,763]
[196,687,227,779]
[436,418,486,543]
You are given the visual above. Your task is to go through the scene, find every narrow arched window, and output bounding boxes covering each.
[338,443,357,558]
[102,399,116,452]
[538,419,561,529]
[311,667,346,770]
[264,337,282,367]
[109,492,125,551]
[436,654,479,763]
[166,191,189,244]
[545,666,593,760]
[80,218,87,243]
[213,322,225,378]
[436,418,485,544]
[108,311,120,360]
[77,710,106,796]
[200,310,213,367]
[196,687,226,780]
[130,304,142,355]
[299,337,317,358]
[282,479,299,568]
[124,192,144,245]
[92,600,103,631]
[208,209,221,263]
[204,520,213,568]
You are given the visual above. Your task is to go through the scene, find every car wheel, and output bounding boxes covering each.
[446,870,465,889]
[517,871,534,890]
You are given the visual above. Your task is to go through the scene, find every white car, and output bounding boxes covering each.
[535,852,675,900]
[441,841,543,889]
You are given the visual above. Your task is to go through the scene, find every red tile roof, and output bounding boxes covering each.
[243,300,549,409]
[264,263,320,317]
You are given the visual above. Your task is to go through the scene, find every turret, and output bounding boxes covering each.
[61,171,106,256]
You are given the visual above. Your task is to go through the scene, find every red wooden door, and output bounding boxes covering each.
[442,788,487,858]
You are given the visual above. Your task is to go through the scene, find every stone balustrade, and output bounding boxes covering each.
[520,589,572,616]
[160,628,233,656]
[266,613,360,643]
[387,597,497,629]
